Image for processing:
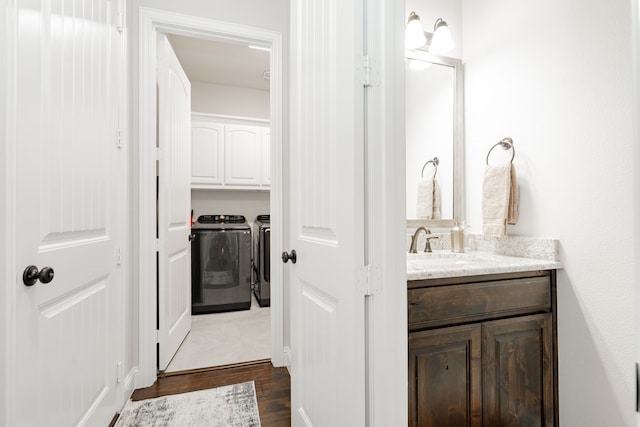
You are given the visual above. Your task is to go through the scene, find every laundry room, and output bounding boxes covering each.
[164,35,273,372]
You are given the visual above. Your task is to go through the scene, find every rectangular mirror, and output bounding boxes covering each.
[405,52,464,228]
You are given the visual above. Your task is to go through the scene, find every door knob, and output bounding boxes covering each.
[188,233,196,242]
[281,250,297,264]
[23,265,55,286]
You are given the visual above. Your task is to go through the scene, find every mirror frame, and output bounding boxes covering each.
[406,52,464,229]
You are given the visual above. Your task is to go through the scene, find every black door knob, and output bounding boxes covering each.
[39,266,55,284]
[188,233,196,242]
[281,250,297,264]
[23,265,55,286]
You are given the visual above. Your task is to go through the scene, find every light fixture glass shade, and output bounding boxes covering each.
[405,12,427,49]
[429,19,454,54]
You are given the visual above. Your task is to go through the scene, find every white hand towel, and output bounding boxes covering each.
[416,178,434,219]
[507,165,519,225]
[482,164,518,236]
[432,178,441,219]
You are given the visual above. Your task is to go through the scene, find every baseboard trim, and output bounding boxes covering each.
[123,367,138,400]
[283,346,291,375]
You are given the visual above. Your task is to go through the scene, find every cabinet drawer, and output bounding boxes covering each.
[408,276,551,330]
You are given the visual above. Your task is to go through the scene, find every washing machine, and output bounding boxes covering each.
[191,214,251,314]
[252,214,270,307]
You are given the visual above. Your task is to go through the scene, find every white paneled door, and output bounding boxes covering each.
[157,34,192,371]
[13,0,123,425]
[289,0,366,425]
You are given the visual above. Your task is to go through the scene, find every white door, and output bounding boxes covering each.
[13,0,123,425]
[289,0,366,425]
[157,34,192,371]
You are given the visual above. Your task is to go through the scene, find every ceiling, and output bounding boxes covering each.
[168,35,271,92]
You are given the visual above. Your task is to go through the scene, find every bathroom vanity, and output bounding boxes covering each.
[407,246,561,427]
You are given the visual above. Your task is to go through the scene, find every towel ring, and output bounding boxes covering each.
[486,137,515,165]
[421,157,439,178]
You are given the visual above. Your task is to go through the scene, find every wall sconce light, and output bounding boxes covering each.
[405,12,455,55]
[405,12,427,50]
[430,18,455,54]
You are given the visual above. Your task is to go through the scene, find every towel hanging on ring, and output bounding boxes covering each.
[482,138,518,236]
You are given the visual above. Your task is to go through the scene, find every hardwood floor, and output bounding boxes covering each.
[121,360,291,426]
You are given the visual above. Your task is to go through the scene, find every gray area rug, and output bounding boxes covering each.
[115,381,261,427]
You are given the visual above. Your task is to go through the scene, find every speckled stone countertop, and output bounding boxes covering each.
[406,234,562,281]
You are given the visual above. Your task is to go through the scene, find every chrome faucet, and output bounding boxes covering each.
[409,227,439,253]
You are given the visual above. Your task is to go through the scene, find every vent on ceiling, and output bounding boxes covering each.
[262,70,271,81]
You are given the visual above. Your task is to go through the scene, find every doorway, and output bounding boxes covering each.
[162,35,272,372]
[137,9,285,387]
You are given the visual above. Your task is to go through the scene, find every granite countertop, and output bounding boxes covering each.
[405,234,563,281]
[407,251,563,280]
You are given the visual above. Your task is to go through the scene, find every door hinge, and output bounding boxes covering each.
[357,55,380,88]
[156,330,160,343]
[116,247,122,265]
[357,265,382,296]
[116,129,124,149]
[156,239,161,251]
[116,11,124,33]
[116,362,123,383]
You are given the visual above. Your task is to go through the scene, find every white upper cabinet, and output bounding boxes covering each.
[225,124,262,186]
[262,127,271,187]
[191,118,224,187]
[190,113,270,190]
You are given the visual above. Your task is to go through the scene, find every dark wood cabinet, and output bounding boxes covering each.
[409,324,482,427]
[408,270,558,427]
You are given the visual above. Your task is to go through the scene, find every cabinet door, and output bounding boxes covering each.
[191,120,224,187]
[224,124,261,187]
[409,324,482,427]
[262,127,271,187]
[483,313,554,427]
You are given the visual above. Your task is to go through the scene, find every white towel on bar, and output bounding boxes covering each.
[432,178,441,219]
[416,177,440,219]
[482,164,519,236]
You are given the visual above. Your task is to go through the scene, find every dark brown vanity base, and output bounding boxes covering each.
[408,270,558,427]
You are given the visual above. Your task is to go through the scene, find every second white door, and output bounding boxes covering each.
[157,34,193,371]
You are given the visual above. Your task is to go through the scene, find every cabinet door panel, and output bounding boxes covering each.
[191,121,224,186]
[483,313,554,427]
[262,127,271,187]
[409,324,482,427]
[225,125,261,186]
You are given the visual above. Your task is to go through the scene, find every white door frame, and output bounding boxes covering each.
[137,7,284,387]
[1,3,16,423]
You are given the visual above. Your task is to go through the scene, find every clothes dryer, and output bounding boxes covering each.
[252,214,270,307]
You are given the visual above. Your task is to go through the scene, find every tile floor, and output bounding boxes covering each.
[166,295,271,372]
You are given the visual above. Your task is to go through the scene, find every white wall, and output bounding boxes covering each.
[463,1,635,425]
[191,81,270,119]
[191,190,270,228]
